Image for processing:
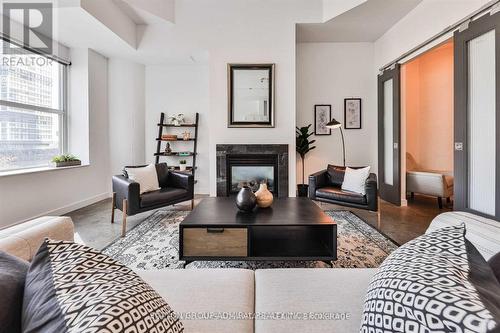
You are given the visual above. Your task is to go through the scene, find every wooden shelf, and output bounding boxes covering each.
[154,152,195,157]
[158,123,196,128]
[169,166,197,171]
[156,137,195,141]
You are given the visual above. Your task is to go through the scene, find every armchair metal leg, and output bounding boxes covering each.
[111,192,116,223]
[121,199,128,237]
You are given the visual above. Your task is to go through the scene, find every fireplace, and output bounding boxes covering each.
[217,144,288,197]
[227,154,279,194]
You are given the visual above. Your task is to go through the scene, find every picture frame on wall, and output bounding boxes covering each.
[344,98,362,129]
[314,105,332,136]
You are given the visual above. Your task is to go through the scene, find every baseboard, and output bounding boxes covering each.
[401,199,408,207]
[15,192,111,226]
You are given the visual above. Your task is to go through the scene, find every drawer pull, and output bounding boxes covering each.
[207,228,225,233]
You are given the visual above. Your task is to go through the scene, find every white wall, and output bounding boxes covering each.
[202,1,322,197]
[374,0,490,71]
[145,64,209,194]
[0,49,110,228]
[108,59,146,175]
[138,0,323,197]
[296,42,377,183]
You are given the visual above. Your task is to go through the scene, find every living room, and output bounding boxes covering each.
[1,0,500,332]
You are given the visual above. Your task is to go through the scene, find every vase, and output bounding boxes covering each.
[236,186,257,212]
[179,164,187,171]
[255,183,273,208]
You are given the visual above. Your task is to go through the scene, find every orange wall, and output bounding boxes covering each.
[403,41,454,172]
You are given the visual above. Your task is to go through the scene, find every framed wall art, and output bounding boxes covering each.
[314,105,332,136]
[344,98,362,129]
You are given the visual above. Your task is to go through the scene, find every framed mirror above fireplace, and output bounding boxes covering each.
[227,64,275,128]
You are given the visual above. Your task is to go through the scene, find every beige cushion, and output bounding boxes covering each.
[125,164,160,194]
[0,216,74,261]
[254,268,376,333]
[428,211,500,261]
[137,268,255,333]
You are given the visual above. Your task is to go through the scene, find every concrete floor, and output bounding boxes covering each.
[318,194,451,245]
[68,193,450,250]
[68,195,206,250]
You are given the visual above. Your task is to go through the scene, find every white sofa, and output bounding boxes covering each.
[1,213,499,333]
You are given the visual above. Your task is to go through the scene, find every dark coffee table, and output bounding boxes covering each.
[179,197,337,265]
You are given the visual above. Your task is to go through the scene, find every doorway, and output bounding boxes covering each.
[401,40,454,210]
[378,10,500,222]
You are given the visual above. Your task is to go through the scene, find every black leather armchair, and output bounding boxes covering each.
[111,163,194,236]
[309,166,378,212]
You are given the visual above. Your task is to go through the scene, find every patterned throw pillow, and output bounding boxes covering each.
[360,225,500,333]
[22,239,183,333]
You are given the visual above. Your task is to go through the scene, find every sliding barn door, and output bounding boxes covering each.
[378,65,401,206]
[454,12,500,219]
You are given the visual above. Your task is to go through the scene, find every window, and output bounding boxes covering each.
[0,40,68,172]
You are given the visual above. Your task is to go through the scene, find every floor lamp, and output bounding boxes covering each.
[326,118,346,167]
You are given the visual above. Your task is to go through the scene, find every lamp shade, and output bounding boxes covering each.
[326,118,342,129]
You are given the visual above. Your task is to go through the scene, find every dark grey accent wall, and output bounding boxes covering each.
[216,144,289,197]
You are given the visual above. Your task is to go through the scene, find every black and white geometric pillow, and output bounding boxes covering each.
[22,239,184,333]
[360,224,500,333]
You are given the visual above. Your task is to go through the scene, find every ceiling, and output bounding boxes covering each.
[297,0,423,43]
[113,0,147,25]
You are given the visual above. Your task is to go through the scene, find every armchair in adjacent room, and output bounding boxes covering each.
[112,163,194,237]
[309,165,378,212]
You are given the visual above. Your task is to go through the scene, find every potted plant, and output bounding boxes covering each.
[52,154,81,168]
[296,124,316,197]
[179,160,187,171]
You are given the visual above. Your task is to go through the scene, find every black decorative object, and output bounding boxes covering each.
[235,186,257,212]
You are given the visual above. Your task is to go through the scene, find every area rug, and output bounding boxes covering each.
[102,210,398,270]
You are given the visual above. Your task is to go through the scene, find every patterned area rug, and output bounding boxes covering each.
[103,210,398,270]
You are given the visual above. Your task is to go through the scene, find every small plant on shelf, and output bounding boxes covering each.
[179,159,187,171]
[51,154,81,168]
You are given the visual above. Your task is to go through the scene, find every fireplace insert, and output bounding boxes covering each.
[226,154,279,195]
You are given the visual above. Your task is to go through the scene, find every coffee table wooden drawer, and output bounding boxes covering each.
[183,228,248,257]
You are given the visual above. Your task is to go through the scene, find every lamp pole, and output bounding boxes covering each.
[339,127,346,167]
[326,118,346,167]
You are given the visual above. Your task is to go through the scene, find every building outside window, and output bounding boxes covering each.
[0,40,68,172]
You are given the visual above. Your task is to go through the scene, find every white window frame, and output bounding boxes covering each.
[0,40,69,172]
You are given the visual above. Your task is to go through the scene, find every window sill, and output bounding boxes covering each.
[0,164,90,178]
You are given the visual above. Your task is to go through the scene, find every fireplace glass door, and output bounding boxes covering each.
[231,166,275,193]
[226,154,279,195]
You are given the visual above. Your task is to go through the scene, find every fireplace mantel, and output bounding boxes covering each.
[216,144,289,197]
